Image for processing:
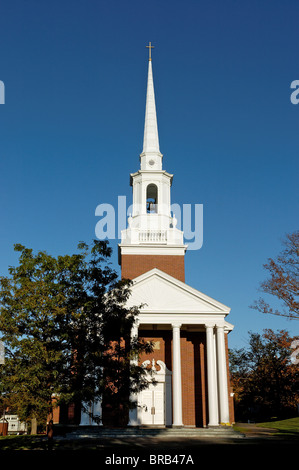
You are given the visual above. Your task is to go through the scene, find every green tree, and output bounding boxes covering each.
[0,240,153,430]
[229,329,299,421]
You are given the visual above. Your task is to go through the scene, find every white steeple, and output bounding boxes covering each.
[119,44,186,256]
[142,59,160,154]
[140,43,163,171]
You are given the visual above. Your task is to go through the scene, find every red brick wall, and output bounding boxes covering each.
[180,332,207,427]
[139,331,172,371]
[181,334,196,426]
[199,340,207,427]
[121,255,185,282]
[52,403,60,424]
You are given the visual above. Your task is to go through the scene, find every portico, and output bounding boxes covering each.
[126,269,234,427]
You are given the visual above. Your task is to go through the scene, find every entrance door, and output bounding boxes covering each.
[140,382,165,425]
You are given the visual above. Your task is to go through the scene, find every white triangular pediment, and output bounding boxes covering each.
[126,269,230,315]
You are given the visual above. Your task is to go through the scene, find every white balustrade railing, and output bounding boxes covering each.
[139,230,167,243]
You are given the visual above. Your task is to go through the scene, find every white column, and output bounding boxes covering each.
[172,323,183,427]
[80,375,103,426]
[216,325,230,424]
[128,322,139,426]
[80,397,102,426]
[79,406,90,426]
[206,324,219,426]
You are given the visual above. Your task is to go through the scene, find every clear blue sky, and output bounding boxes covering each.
[0,0,298,349]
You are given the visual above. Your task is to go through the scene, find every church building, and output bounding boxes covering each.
[117,44,235,428]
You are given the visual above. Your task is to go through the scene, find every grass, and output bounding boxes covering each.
[234,417,299,438]
[0,434,47,451]
[0,434,100,451]
[257,417,299,436]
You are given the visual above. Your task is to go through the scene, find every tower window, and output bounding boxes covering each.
[146,184,158,213]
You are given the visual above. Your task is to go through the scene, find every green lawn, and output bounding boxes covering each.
[234,417,299,437]
[0,434,47,451]
[257,417,299,436]
[0,434,100,451]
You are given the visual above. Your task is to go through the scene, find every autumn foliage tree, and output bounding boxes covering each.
[229,329,299,421]
[251,230,299,320]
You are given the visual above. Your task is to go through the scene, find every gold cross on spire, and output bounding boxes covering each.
[146,42,154,61]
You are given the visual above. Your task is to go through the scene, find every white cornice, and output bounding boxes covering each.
[130,170,173,186]
[119,245,187,256]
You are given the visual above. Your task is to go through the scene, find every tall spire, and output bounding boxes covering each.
[142,43,161,157]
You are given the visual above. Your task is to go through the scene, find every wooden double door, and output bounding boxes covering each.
[140,382,165,425]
